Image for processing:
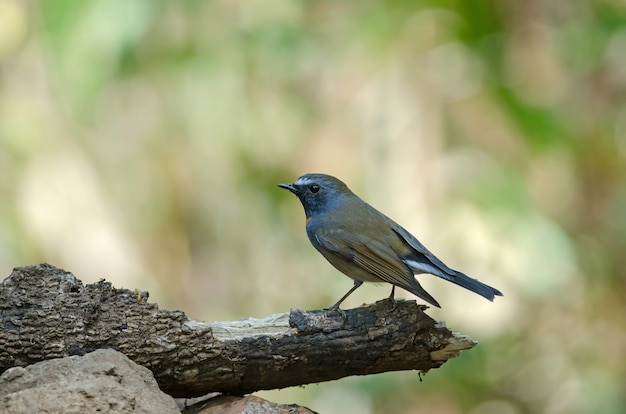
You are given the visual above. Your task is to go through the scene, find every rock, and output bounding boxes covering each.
[0,349,179,414]
[181,394,318,414]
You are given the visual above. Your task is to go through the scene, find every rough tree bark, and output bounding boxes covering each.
[0,263,476,398]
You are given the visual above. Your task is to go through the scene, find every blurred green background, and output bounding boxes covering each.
[1,0,625,413]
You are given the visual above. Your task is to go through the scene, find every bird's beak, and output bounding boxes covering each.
[277,183,298,194]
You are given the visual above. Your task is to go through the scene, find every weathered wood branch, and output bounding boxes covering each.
[0,263,476,398]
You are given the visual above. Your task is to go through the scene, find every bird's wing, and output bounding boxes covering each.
[315,229,413,287]
[314,226,442,307]
[315,229,442,307]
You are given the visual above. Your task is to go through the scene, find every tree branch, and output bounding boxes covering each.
[0,263,476,398]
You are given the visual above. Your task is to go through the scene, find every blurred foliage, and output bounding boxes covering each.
[1,0,626,413]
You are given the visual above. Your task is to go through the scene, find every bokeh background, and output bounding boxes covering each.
[1,1,625,413]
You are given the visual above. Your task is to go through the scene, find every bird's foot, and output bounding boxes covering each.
[323,305,346,319]
[386,285,398,311]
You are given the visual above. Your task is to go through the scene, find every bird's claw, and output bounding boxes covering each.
[324,306,346,318]
[386,285,398,311]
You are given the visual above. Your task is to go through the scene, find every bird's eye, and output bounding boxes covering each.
[309,184,320,193]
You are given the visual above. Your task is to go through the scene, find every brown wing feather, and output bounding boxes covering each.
[352,239,414,286]
[315,228,441,307]
[315,229,408,280]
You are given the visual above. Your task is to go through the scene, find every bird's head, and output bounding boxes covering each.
[278,173,353,218]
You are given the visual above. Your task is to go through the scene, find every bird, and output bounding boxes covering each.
[278,173,502,310]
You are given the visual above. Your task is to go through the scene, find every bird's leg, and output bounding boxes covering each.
[388,285,398,311]
[325,280,363,315]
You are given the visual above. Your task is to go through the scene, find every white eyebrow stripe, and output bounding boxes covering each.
[295,176,313,186]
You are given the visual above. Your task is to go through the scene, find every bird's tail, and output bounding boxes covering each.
[447,270,503,301]
[403,257,503,304]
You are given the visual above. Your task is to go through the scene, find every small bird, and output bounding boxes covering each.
[278,173,502,310]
